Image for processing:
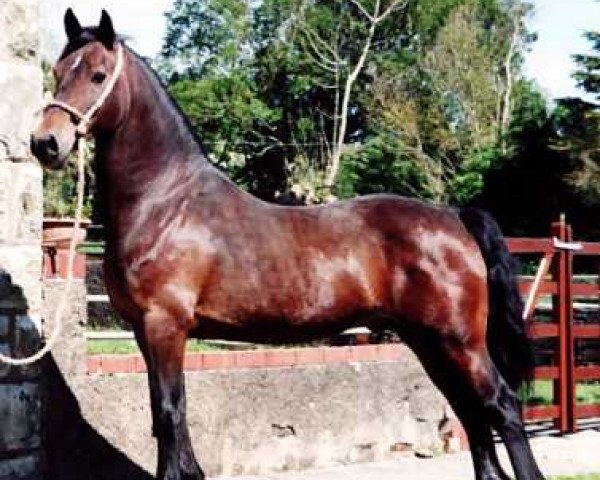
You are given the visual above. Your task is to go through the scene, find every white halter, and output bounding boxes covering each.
[45,43,125,136]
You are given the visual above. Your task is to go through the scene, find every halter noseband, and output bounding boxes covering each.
[45,43,125,137]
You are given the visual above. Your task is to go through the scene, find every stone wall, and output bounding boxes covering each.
[0,1,44,479]
[45,347,448,479]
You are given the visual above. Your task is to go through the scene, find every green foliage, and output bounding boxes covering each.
[554,98,600,202]
[521,380,600,407]
[405,0,465,45]
[573,30,600,100]
[42,152,94,219]
[508,79,550,143]
[552,31,600,204]
[451,147,498,205]
[161,0,252,78]
[159,0,536,205]
[356,0,534,205]
[169,73,279,160]
[337,134,428,199]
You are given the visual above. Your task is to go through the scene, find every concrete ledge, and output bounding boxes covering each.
[87,344,406,374]
[46,347,450,478]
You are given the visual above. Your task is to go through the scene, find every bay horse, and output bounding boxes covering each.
[31,10,545,480]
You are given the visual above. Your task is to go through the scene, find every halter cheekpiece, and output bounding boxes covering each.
[45,43,125,136]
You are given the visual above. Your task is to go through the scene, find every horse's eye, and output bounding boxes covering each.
[92,72,107,84]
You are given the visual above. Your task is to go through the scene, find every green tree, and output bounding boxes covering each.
[160,0,534,205]
[343,0,533,205]
[558,29,600,202]
[160,0,252,78]
[573,30,600,101]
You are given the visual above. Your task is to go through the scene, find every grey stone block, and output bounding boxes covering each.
[0,245,43,316]
[0,65,43,161]
[0,343,11,378]
[0,162,42,244]
[14,315,41,351]
[0,382,40,452]
[0,0,40,64]
[0,315,9,337]
[13,315,42,379]
[0,453,43,480]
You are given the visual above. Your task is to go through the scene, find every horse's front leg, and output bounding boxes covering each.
[141,307,204,480]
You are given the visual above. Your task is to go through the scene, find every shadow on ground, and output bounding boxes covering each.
[42,355,153,480]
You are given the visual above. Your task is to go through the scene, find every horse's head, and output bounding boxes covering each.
[31,9,128,169]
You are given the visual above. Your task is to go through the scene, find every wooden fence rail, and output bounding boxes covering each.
[507,221,600,432]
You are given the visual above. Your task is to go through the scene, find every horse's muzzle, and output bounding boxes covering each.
[30,133,65,169]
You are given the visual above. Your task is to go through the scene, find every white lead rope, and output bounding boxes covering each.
[0,45,124,365]
[0,139,85,365]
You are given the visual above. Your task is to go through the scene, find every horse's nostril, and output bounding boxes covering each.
[46,135,58,157]
[30,134,59,162]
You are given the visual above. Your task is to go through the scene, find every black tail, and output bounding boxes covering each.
[458,207,533,391]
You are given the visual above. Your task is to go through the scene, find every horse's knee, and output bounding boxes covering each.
[158,401,179,423]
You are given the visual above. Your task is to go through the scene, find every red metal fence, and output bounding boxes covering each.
[507,221,600,432]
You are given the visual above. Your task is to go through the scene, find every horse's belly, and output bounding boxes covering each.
[195,264,386,336]
[191,308,371,344]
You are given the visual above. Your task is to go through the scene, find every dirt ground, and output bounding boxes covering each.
[217,428,600,480]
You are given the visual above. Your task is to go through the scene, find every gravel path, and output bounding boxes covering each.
[217,429,600,480]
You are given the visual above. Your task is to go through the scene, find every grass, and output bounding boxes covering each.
[552,476,600,480]
[87,338,222,355]
[522,380,600,406]
[77,240,105,255]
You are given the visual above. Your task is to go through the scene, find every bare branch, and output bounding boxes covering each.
[301,24,341,63]
[325,15,377,187]
[374,0,406,25]
[500,16,520,152]
[298,35,339,73]
[348,0,374,22]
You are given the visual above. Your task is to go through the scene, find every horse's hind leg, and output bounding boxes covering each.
[482,366,545,480]
[409,332,545,480]
[141,308,204,480]
[407,332,510,480]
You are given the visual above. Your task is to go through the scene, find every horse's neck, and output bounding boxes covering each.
[95,49,240,245]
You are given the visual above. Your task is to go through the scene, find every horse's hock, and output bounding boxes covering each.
[0,1,44,479]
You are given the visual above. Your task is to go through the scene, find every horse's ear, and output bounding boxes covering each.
[97,9,116,49]
[64,8,82,41]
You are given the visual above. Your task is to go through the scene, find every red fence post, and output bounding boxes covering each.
[551,221,564,432]
[551,221,575,433]
[564,224,576,433]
